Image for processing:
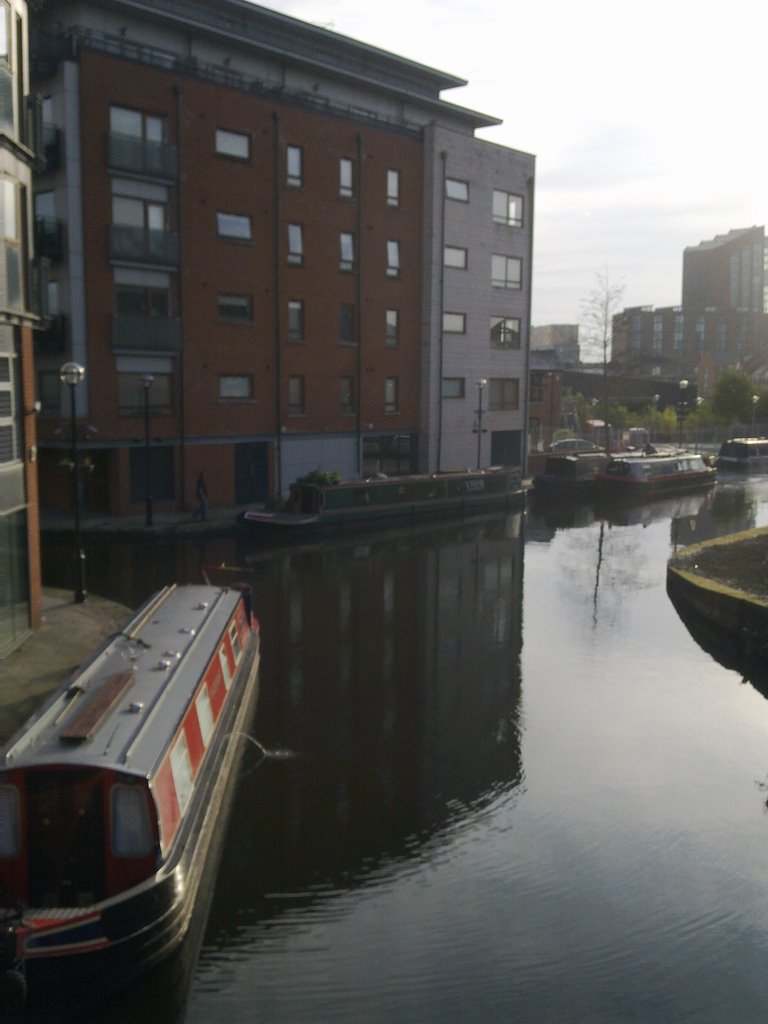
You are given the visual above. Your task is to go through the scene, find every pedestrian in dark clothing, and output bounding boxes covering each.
[193,471,208,521]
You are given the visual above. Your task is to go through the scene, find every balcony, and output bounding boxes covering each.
[108,132,178,181]
[112,313,181,353]
[35,314,67,354]
[35,217,66,262]
[110,225,179,267]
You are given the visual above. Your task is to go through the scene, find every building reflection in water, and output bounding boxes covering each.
[202,511,525,945]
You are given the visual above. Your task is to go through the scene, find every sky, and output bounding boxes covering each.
[256,0,767,328]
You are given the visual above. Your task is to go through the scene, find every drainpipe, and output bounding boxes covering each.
[437,150,447,472]
[174,85,186,508]
[273,112,282,496]
[355,133,363,476]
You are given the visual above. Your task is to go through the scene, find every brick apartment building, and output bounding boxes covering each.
[29,0,534,516]
[1,0,44,656]
[612,227,768,393]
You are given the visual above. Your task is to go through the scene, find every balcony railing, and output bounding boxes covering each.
[112,314,181,353]
[34,217,66,262]
[108,132,178,180]
[110,225,179,267]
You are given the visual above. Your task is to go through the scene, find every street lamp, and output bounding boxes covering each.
[677,378,689,449]
[139,373,154,526]
[751,394,759,436]
[473,378,488,469]
[59,361,86,604]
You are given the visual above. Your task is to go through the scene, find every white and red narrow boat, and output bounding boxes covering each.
[0,583,260,1012]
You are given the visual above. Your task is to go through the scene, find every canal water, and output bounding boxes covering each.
[41,478,768,1024]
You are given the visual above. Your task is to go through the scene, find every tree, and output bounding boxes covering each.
[712,368,755,424]
[580,270,625,450]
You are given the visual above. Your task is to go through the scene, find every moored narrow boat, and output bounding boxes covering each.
[595,451,716,497]
[238,466,524,535]
[0,584,260,1013]
[716,438,768,473]
[531,451,608,499]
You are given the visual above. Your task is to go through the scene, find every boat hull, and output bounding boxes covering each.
[240,469,525,536]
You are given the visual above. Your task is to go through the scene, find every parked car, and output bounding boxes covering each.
[549,438,603,454]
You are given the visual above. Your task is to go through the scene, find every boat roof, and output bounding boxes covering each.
[0,584,246,779]
[297,467,513,490]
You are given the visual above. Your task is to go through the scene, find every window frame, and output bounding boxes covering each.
[288,374,305,415]
[444,246,467,270]
[339,157,354,198]
[287,299,305,342]
[218,374,253,401]
[491,254,522,289]
[445,178,469,202]
[490,316,521,348]
[286,144,303,188]
[287,223,304,266]
[441,377,466,399]
[387,169,400,207]
[492,189,523,227]
[385,308,399,347]
[386,239,400,278]
[384,376,399,415]
[339,232,354,272]
[216,211,252,240]
[217,293,252,321]
[215,128,250,161]
[339,375,355,415]
[339,302,356,345]
[489,377,520,412]
[442,312,466,334]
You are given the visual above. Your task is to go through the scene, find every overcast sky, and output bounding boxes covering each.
[257,0,767,328]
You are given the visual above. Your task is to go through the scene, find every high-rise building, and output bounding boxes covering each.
[29,0,534,515]
[1,0,44,656]
[612,228,768,391]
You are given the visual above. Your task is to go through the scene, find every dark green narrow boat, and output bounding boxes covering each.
[238,467,524,534]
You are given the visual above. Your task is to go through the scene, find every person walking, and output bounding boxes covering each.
[193,470,208,521]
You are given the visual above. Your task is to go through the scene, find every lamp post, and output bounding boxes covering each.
[677,378,689,449]
[473,378,487,469]
[140,373,154,526]
[59,361,86,604]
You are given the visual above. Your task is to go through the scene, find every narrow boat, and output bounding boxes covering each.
[531,451,608,498]
[0,583,260,1013]
[595,451,716,497]
[238,466,524,534]
[716,438,768,472]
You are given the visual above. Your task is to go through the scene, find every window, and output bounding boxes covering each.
[386,308,399,347]
[287,223,304,265]
[340,232,354,272]
[0,5,10,135]
[215,128,250,160]
[111,106,166,144]
[339,303,355,345]
[387,169,400,207]
[116,284,169,317]
[217,211,251,240]
[387,240,400,278]
[218,294,252,320]
[442,378,465,398]
[339,158,354,198]
[219,374,253,400]
[1,178,18,308]
[529,372,544,403]
[114,195,167,232]
[444,246,467,269]
[491,254,522,289]
[489,377,519,411]
[288,299,304,342]
[385,377,399,414]
[287,145,302,187]
[490,316,521,348]
[111,785,153,857]
[340,376,355,414]
[118,372,172,414]
[288,375,305,415]
[445,178,469,202]
[443,312,466,334]
[493,190,523,227]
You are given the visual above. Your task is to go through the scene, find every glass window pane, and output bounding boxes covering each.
[445,178,469,201]
[216,129,249,159]
[111,784,153,856]
[217,212,251,239]
[110,106,142,137]
[0,785,19,856]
